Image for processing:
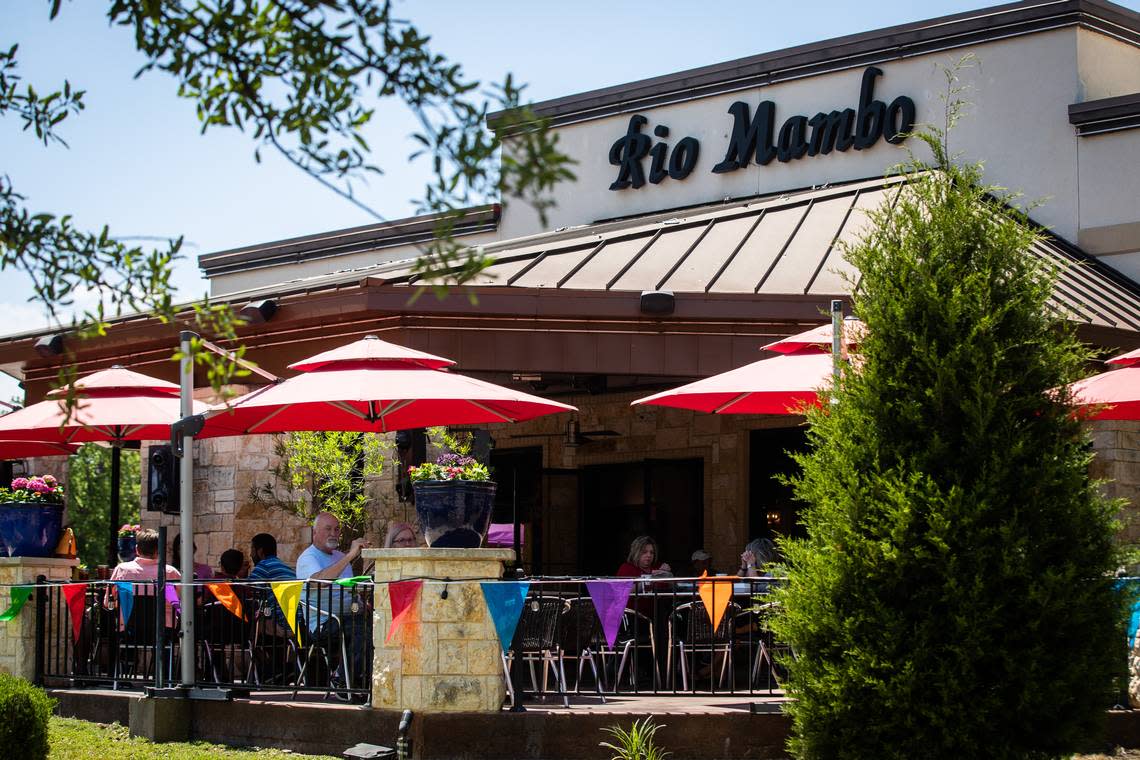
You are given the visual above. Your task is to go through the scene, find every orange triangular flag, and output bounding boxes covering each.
[206,582,244,621]
[697,571,731,631]
[387,580,422,643]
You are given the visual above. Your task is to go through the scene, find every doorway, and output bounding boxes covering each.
[579,459,703,576]
[749,427,809,542]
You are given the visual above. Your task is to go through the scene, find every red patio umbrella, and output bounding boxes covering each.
[762,317,866,355]
[0,441,79,460]
[1068,364,1140,421]
[632,351,833,415]
[201,335,576,436]
[0,366,210,565]
[0,366,208,443]
[1107,347,1140,367]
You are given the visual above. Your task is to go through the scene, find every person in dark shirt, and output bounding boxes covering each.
[248,533,297,632]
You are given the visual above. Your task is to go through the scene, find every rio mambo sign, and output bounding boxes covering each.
[608,66,915,190]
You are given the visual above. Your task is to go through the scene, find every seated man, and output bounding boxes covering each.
[107,528,181,628]
[248,533,297,634]
[296,512,371,692]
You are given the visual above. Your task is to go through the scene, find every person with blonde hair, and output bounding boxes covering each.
[616,535,672,578]
[384,521,418,548]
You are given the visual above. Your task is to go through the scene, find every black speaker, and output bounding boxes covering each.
[147,444,180,514]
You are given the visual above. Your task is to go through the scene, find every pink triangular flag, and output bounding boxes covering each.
[62,583,87,642]
[387,580,422,643]
[585,580,633,649]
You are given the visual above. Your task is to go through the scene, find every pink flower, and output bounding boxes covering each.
[42,475,57,486]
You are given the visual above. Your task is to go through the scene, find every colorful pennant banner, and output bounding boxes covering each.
[115,582,135,626]
[387,580,423,643]
[272,580,303,643]
[62,583,87,642]
[206,582,244,621]
[585,580,633,649]
[697,572,732,631]
[0,586,32,622]
[480,581,529,653]
[163,583,181,609]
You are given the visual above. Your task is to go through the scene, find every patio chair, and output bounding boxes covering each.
[502,596,569,708]
[744,601,795,691]
[111,593,177,689]
[197,599,254,685]
[247,596,304,687]
[292,602,351,701]
[557,597,607,702]
[668,599,740,691]
[608,608,661,692]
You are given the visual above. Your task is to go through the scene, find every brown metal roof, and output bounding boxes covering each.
[316,176,1140,333]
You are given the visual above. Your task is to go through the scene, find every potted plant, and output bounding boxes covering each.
[0,475,65,558]
[408,451,496,549]
[117,523,141,562]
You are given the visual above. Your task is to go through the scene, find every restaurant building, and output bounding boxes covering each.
[2,0,1140,575]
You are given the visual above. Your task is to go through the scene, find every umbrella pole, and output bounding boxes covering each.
[178,331,196,688]
[107,443,121,568]
[831,300,845,385]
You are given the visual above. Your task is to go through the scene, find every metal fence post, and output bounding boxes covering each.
[34,574,46,687]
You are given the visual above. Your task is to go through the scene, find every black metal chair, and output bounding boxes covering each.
[607,608,661,692]
[558,597,607,701]
[668,599,740,691]
[197,599,254,684]
[112,592,176,688]
[503,597,569,707]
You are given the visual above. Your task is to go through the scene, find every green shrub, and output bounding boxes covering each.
[0,673,55,760]
[772,116,1126,756]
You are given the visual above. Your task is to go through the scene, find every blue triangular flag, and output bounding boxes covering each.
[479,581,530,653]
[116,582,134,626]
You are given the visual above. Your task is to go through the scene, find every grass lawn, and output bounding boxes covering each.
[49,717,338,759]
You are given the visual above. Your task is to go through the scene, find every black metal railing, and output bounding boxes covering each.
[505,576,791,701]
[36,578,374,704]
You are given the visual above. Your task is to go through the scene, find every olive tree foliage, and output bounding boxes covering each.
[249,431,392,533]
[771,73,1126,758]
[2,1,574,394]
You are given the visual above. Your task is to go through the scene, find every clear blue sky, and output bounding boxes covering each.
[3,0,1139,399]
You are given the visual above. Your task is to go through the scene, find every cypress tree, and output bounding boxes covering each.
[773,137,1126,758]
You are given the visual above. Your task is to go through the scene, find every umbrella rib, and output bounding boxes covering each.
[328,400,369,421]
[246,405,294,433]
[467,400,517,423]
[713,393,751,414]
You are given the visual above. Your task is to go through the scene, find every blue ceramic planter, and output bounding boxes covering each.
[0,502,63,558]
[413,480,497,549]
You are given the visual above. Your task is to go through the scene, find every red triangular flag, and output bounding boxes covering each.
[387,580,422,643]
[206,582,244,621]
[62,583,87,642]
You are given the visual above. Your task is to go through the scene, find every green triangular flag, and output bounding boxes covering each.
[334,575,372,588]
[0,586,33,622]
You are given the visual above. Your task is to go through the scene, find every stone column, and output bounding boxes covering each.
[0,557,78,681]
[365,547,514,713]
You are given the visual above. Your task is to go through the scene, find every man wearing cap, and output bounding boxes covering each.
[690,549,716,577]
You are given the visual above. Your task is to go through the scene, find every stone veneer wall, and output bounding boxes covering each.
[0,557,77,680]
[366,547,513,712]
[140,433,411,571]
[1090,419,1140,547]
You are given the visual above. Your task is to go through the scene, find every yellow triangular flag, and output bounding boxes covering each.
[271,580,303,644]
[697,571,731,632]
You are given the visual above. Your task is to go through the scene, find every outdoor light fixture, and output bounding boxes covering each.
[33,334,64,358]
[766,510,783,526]
[639,290,675,316]
[239,298,278,324]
